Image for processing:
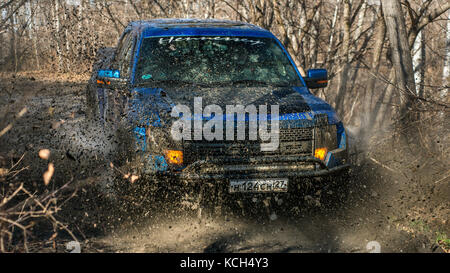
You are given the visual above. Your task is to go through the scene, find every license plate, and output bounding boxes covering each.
[229,178,288,193]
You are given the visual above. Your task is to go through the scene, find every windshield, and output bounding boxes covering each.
[135,36,303,87]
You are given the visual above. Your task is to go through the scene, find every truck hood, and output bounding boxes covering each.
[128,86,341,127]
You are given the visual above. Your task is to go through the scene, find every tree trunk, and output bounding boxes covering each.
[413,30,425,97]
[63,2,70,71]
[30,1,40,70]
[360,6,386,137]
[308,9,319,68]
[334,0,351,114]
[442,10,450,99]
[9,10,17,72]
[52,0,63,71]
[354,0,367,43]
[381,0,416,124]
[325,0,340,67]
[78,0,85,55]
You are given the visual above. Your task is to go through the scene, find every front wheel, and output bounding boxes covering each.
[85,84,101,123]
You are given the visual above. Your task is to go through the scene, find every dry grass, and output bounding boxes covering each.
[0,153,77,253]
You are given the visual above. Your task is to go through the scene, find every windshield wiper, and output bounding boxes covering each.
[227,80,292,87]
[231,80,274,86]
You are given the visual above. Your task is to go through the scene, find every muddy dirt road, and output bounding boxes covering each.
[0,72,448,253]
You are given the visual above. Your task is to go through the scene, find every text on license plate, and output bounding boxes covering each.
[229,178,288,193]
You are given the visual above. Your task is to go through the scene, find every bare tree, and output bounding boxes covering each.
[334,0,353,114]
[442,10,450,98]
[360,4,386,136]
[381,0,416,124]
[412,28,425,96]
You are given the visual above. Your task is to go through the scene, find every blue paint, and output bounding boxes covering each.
[325,152,338,168]
[130,32,144,85]
[98,69,120,78]
[133,126,147,152]
[147,155,169,172]
[307,69,327,79]
[337,122,346,149]
[127,88,169,128]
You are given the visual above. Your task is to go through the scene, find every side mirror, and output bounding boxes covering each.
[304,69,328,89]
[96,69,124,88]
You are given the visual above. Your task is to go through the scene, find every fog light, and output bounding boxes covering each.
[165,150,183,165]
[314,147,327,161]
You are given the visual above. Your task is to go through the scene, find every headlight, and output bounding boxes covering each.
[314,147,328,161]
[314,116,337,160]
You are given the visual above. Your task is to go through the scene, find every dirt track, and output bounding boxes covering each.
[0,72,448,253]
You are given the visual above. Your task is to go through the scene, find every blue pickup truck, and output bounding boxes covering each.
[85,19,350,197]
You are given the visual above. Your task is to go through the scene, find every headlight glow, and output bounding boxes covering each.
[314,147,328,161]
[165,150,183,164]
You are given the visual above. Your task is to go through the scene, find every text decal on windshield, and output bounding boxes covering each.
[158,36,264,46]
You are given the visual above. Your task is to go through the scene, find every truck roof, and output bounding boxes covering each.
[128,19,274,39]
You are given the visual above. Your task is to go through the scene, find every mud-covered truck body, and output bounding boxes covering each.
[86,19,350,194]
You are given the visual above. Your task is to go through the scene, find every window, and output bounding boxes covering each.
[114,31,135,78]
[135,36,302,88]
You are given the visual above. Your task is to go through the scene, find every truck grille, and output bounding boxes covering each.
[280,127,313,142]
[183,127,314,164]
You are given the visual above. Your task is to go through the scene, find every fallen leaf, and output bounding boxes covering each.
[51,119,65,129]
[43,163,55,186]
[48,107,55,116]
[39,149,51,160]
[130,175,139,183]
[0,168,8,177]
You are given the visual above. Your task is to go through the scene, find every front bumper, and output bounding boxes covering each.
[170,154,350,180]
